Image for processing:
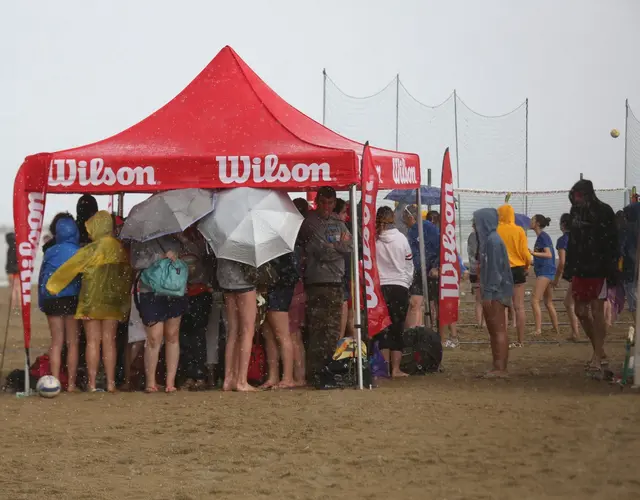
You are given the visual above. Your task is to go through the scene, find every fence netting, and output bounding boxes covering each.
[324,74,527,190]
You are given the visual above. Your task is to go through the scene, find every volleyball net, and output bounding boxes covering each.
[625,102,640,195]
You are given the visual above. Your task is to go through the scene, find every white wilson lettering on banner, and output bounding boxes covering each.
[362,180,379,308]
[217,155,331,185]
[440,181,459,299]
[391,157,417,185]
[19,192,45,305]
[49,159,156,188]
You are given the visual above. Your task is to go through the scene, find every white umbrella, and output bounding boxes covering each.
[198,187,304,267]
[119,189,216,242]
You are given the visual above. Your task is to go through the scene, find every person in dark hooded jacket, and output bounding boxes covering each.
[565,179,618,372]
[473,208,513,378]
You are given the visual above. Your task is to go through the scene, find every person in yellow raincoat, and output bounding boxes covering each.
[47,211,132,393]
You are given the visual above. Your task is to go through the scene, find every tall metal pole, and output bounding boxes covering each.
[624,98,629,205]
[395,74,400,150]
[322,69,327,126]
[453,90,463,255]
[525,98,529,215]
[117,194,124,218]
[349,185,364,390]
[427,168,432,211]
[416,189,431,328]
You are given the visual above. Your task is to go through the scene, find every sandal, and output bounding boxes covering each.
[477,371,509,380]
[165,386,177,393]
[509,342,524,349]
[144,386,159,393]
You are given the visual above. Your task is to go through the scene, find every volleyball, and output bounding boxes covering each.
[611,129,620,138]
[36,375,61,398]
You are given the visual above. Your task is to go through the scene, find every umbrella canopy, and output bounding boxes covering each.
[515,213,530,230]
[198,187,304,268]
[119,188,216,242]
[385,186,455,206]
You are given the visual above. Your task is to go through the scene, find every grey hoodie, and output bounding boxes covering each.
[473,208,513,306]
[298,211,352,285]
[467,230,479,276]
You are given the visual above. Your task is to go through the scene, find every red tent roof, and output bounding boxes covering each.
[17,46,420,194]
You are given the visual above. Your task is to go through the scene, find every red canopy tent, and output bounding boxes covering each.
[13,45,420,390]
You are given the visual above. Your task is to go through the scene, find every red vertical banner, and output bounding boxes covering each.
[438,148,460,327]
[13,157,49,351]
[361,145,391,337]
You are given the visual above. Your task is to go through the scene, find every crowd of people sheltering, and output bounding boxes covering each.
[4,177,636,392]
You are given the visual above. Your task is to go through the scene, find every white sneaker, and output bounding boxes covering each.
[444,338,459,348]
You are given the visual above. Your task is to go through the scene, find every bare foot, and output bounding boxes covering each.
[235,383,259,392]
[275,380,297,389]
[391,370,410,378]
[222,379,236,392]
[293,380,306,388]
[260,379,279,390]
[118,382,132,392]
[66,385,79,393]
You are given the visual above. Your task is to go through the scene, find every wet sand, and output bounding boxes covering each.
[1,284,639,500]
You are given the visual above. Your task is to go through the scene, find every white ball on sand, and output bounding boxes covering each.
[611,129,620,138]
[36,375,61,398]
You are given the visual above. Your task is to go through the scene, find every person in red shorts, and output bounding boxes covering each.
[565,179,618,374]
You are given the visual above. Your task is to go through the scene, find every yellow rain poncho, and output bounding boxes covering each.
[47,211,132,321]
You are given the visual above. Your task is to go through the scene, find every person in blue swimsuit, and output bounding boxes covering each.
[529,214,560,336]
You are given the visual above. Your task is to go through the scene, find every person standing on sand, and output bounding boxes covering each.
[297,186,352,384]
[529,214,560,337]
[47,211,132,393]
[467,225,484,328]
[565,179,618,375]
[553,213,580,342]
[473,208,513,378]
[496,204,530,348]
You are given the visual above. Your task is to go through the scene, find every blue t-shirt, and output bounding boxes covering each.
[534,231,556,277]
[556,233,569,252]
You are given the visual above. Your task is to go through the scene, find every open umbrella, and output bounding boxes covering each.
[515,213,530,230]
[119,188,216,242]
[198,187,304,268]
[385,186,443,205]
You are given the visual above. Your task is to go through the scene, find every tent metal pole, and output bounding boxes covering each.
[624,98,629,205]
[453,90,463,266]
[117,194,124,218]
[322,69,327,126]
[350,184,364,390]
[525,98,529,215]
[395,75,400,150]
[416,189,430,327]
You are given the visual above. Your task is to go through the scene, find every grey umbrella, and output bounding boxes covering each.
[119,188,216,242]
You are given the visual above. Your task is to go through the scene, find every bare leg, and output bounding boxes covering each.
[474,286,484,327]
[589,299,607,369]
[100,320,118,392]
[260,321,280,388]
[234,290,258,392]
[513,284,526,344]
[564,284,579,340]
[391,350,407,377]
[531,277,548,335]
[47,316,64,380]
[449,322,458,340]
[83,320,102,391]
[269,311,295,388]
[483,301,509,374]
[345,306,355,338]
[291,327,306,386]
[223,294,239,391]
[64,316,79,391]
[543,283,560,335]
[163,316,182,391]
[123,341,144,390]
[144,322,164,391]
[405,295,423,329]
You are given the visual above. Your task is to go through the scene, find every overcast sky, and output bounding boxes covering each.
[2,0,639,225]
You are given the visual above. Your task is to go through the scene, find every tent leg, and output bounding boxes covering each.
[350,186,364,390]
[117,193,124,218]
[416,189,431,328]
[24,348,31,395]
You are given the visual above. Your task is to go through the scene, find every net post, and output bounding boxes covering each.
[427,168,432,210]
[525,98,529,214]
[395,74,400,150]
[624,98,629,205]
[322,69,327,126]
[117,193,124,218]
[416,188,431,328]
[580,172,583,180]
[453,90,463,256]
[349,184,364,390]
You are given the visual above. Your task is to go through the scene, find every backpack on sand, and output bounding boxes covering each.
[401,326,443,374]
